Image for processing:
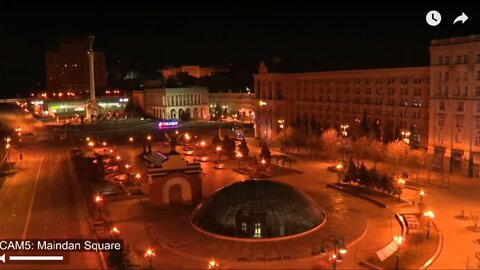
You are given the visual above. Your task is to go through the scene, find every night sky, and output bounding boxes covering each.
[0,3,478,97]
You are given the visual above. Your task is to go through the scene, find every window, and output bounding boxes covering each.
[464,87,468,96]
[437,73,442,81]
[477,54,480,63]
[444,72,449,81]
[476,87,480,97]
[477,103,480,113]
[477,71,480,80]
[464,55,469,64]
[438,56,443,65]
[457,55,461,64]
[438,115,445,126]
[445,56,449,64]
[241,222,247,232]
[476,136,480,146]
[254,223,262,238]
[439,101,445,111]
[456,116,464,128]
[457,102,464,112]
[476,118,480,129]
[456,132,462,143]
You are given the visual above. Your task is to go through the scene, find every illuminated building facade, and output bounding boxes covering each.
[428,35,480,177]
[208,92,255,122]
[159,65,228,78]
[254,63,430,147]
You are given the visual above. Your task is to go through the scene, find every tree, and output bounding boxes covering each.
[407,149,425,181]
[357,162,369,186]
[350,137,370,165]
[343,158,358,184]
[222,135,236,158]
[368,139,385,168]
[238,138,249,158]
[320,128,339,160]
[386,140,408,173]
[292,127,307,154]
[260,143,272,164]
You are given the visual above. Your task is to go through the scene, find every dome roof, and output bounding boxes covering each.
[191,180,326,239]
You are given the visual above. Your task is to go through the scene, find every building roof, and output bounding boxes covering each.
[191,179,326,239]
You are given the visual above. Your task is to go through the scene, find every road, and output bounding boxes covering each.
[0,147,103,269]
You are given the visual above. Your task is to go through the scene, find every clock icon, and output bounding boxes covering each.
[426,10,441,26]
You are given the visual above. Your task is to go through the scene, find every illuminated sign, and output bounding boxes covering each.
[158,120,178,129]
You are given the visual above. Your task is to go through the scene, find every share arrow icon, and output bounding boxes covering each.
[453,12,468,24]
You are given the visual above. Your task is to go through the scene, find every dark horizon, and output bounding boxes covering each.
[0,3,478,97]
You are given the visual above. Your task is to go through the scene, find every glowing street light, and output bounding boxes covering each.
[208,259,221,269]
[261,159,266,166]
[424,210,435,239]
[397,178,406,201]
[102,141,107,147]
[125,164,131,170]
[110,226,120,238]
[419,190,425,204]
[144,248,156,269]
[236,152,243,169]
[146,135,152,141]
[86,137,90,141]
[116,155,121,161]
[88,141,94,147]
[216,146,222,162]
[94,194,103,220]
[129,136,134,143]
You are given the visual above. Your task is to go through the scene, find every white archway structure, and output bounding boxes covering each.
[162,177,192,204]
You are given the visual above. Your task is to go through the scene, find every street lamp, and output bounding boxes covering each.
[88,141,94,148]
[340,124,349,164]
[236,152,243,169]
[102,141,107,147]
[110,226,120,239]
[208,259,221,269]
[394,235,403,270]
[401,130,411,178]
[216,146,222,162]
[144,248,156,269]
[129,136,134,143]
[146,135,152,141]
[419,190,425,204]
[424,210,435,239]
[324,236,347,270]
[135,172,142,191]
[336,164,343,183]
[94,194,103,220]
[125,164,131,170]
[397,178,406,201]
[116,155,121,161]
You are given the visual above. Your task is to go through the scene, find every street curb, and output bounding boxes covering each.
[419,220,443,269]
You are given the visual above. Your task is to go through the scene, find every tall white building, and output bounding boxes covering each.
[428,35,480,177]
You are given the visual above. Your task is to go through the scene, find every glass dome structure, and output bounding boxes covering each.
[191,179,326,239]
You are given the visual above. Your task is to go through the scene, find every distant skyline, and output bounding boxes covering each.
[0,3,478,97]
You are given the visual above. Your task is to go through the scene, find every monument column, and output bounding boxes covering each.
[86,35,99,122]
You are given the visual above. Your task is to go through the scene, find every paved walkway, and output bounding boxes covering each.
[100,135,462,269]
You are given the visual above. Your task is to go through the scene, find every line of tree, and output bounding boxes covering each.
[342,158,401,196]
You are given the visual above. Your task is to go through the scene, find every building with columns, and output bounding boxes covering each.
[428,35,480,177]
[135,81,209,120]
